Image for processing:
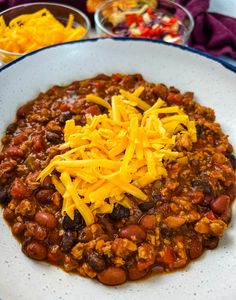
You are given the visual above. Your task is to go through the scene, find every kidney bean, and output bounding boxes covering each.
[166,92,183,105]
[138,201,155,212]
[84,105,101,116]
[35,211,57,229]
[12,222,25,235]
[24,241,47,260]
[32,135,45,152]
[86,250,106,272]
[154,84,168,100]
[109,204,130,221]
[35,189,52,204]
[10,178,29,199]
[17,103,33,118]
[25,222,47,241]
[3,207,15,221]
[203,236,219,249]
[13,132,28,146]
[211,195,230,215]
[97,267,127,285]
[128,264,149,280]
[4,146,25,158]
[47,245,63,264]
[139,214,156,230]
[189,239,203,259]
[119,225,146,243]
[0,160,17,178]
[60,231,77,252]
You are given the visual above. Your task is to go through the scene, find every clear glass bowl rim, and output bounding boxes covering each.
[94,0,195,41]
[0,1,91,57]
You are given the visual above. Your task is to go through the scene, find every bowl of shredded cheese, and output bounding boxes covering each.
[0,2,91,65]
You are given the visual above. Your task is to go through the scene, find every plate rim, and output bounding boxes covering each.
[1,37,236,74]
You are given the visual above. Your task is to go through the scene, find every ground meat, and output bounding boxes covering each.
[0,73,235,286]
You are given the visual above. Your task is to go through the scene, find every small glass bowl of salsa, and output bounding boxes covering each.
[94,0,194,44]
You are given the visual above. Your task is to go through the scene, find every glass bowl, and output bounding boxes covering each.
[0,2,91,65]
[94,0,194,44]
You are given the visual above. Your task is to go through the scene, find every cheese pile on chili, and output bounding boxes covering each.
[37,86,197,225]
[0,9,86,55]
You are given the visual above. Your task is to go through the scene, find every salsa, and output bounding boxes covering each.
[0,74,235,285]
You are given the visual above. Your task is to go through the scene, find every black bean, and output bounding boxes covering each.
[197,205,209,214]
[77,227,93,243]
[226,153,236,170]
[203,236,219,249]
[62,210,85,231]
[191,180,213,196]
[46,132,62,144]
[58,112,73,124]
[160,224,173,237]
[60,231,77,253]
[6,122,17,134]
[86,250,106,272]
[138,201,155,212]
[0,185,10,204]
[196,124,205,137]
[109,204,130,221]
[35,189,52,204]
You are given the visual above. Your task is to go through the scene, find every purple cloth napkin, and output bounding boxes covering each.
[178,0,236,58]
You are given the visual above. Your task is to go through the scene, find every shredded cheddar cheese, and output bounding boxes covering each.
[0,9,86,55]
[37,87,197,225]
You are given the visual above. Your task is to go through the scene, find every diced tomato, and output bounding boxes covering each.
[84,105,101,116]
[125,14,137,27]
[162,17,178,26]
[205,210,217,220]
[147,7,155,17]
[10,178,29,199]
[112,73,122,82]
[162,245,175,267]
[137,15,143,23]
[59,103,72,112]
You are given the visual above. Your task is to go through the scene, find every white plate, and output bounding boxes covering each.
[0,38,236,300]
